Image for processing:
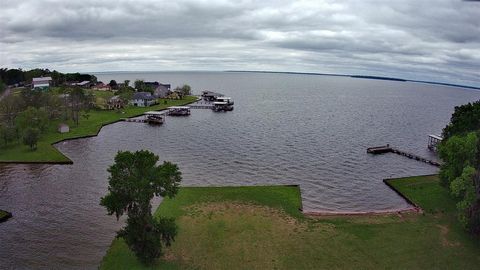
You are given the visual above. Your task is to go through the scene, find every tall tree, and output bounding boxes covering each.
[23,127,40,150]
[16,107,49,133]
[0,95,25,126]
[101,150,182,264]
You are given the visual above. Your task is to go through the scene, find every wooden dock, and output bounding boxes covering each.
[123,118,147,123]
[367,145,441,167]
[190,104,214,109]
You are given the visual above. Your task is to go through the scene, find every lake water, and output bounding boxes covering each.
[1,71,479,269]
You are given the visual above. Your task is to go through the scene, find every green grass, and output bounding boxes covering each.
[0,96,197,163]
[100,177,480,270]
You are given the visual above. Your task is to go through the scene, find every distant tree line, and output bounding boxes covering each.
[439,100,480,235]
[0,68,97,87]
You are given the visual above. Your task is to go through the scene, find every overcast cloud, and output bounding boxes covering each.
[0,0,479,86]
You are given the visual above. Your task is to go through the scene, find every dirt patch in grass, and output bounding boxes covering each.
[437,225,461,247]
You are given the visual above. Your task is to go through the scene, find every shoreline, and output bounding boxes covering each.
[0,97,198,165]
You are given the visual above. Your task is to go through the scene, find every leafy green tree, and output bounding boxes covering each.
[0,94,25,126]
[438,132,478,187]
[23,127,40,150]
[124,80,130,87]
[450,166,477,228]
[16,107,49,133]
[101,150,182,264]
[109,80,118,90]
[180,84,191,96]
[0,124,17,146]
[443,100,480,140]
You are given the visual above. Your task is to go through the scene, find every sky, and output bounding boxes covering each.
[1,0,479,86]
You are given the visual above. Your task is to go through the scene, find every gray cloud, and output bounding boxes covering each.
[0,0,479,86]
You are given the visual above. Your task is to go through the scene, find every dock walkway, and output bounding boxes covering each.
[367,145,441,167]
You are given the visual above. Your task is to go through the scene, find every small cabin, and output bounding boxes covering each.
[58,124,70,133]
[427,134,443,151]
[168,106,191,116]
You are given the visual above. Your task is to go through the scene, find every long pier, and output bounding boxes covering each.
[189,104,214,109]
[367,145,441,167]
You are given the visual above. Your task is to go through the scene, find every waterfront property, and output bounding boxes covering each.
[100,176,480,269]
[167,106,191,116]
[32,76,52,91]
[0,96,197,163]
[107,95,124,110]
[151,82,171,98]
[92,82,112,91]
[130,92,157,107]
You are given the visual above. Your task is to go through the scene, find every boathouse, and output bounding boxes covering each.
[427,134,443,151]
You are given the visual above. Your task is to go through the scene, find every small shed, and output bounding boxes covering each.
[58,124,70,133]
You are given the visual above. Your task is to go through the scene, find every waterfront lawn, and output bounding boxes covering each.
[100,177,480,270]
[0,96,197,163]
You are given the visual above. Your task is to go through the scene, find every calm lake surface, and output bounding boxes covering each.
[1,71,480,269]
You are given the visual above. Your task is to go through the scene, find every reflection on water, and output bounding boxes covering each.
[1,72,479,269]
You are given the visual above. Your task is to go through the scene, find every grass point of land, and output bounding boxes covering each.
[0,96,197,163]
[100,177,480,270]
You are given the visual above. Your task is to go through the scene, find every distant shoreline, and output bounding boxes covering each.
[225,70,480,91]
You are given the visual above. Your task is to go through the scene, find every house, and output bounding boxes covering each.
[130,92,157,107]
[58,123,70,133]
[154,83,171,98]
[92,82,111,91]
[107,95,124,110]
[32,77,52,91]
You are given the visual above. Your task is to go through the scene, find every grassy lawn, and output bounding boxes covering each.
[0,96,197,163]
[100,177,480,270]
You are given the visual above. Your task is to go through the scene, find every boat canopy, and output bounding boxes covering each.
[144,111,167,115]
[428,134,443,141]
[168,106,190,109]
[213,101,228,105]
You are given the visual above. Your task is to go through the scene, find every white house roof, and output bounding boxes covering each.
[32,77,52,82]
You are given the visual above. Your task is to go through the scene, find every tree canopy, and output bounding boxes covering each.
[440,99,480,234]
[101,150,182,264]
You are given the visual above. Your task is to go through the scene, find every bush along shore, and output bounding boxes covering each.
[100,178,480,270]
[0,209,12,223]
